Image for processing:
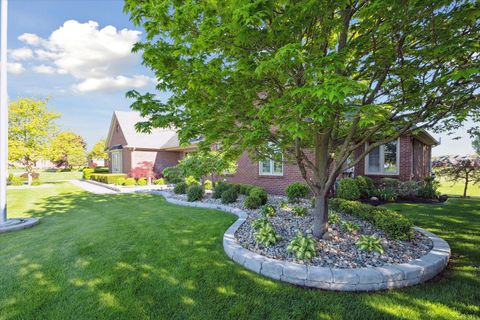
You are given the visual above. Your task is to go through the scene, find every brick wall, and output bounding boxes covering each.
[128,149,182,175]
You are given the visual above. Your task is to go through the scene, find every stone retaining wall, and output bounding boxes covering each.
[157,191,450,292]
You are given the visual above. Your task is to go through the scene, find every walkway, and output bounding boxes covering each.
[69,179,118,194]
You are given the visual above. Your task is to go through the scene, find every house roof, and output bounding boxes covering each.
[107,111,180,150]
[414,130,439,146]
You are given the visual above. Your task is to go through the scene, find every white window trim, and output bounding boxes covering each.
[111,150,123,173]
[364,138,400,175]
[258,156,284,176]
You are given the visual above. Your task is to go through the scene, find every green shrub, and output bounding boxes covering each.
[244,196,262,209]
[82,168,95,180]
[418,176,439,199]
[329,198,414,240]
[239,184,255,195]
[137,178,147,186]
[185,175,200,186]
[329,211,341,225]
[163,166,183,183]
[93,166,109,173]
[116,177,126,186]
[376,187,399,202]
[356,235,384,254]
[292,206,308,217]
[213,181,230,199]
[249,187,268,205]
[340,221,360,233]
[287,233,316,260]
[380,178,400,189]
[187,184,204,202]
[261,204,276,218]
[90,173,127,184]
[398,181,420,198]
[251,218,270,230]
[10,176,24,186]
[203,179,212,190]
[221,188,238,204]
[337,178,361,200]
[124,178,136,186]
[354,176,374,198]
[254,224,281,246]
[153,178,166,185]
[285,182,310,203]
[31,179,41,186]
[279,200,289,209]
[7,173,13,183]
[174,182,187,194]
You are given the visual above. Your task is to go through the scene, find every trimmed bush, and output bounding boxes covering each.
[93,166,109,173]
[137,178,147,186]
[244,195,262,209]
[229,183,242,194]
[31,179,41,186]
[221,188,238,204]
[239,184,255,195]
[337,178,361,200]
[174,182,187,194]
[90,173,127,184]
[203,179,212,190]
[285,182,310,203]
[124,178,136,186]
[116,177,126,186]
[162,166,183,184]
[213,181,230,199]
[329,198,414,240]
[187,184,204,202]
[82,168,94,180]
[249,187,268,205]
[10,176,24,186]
[153,178,166,185]
[354,176,374,198]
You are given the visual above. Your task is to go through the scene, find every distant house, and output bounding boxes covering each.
[106,111,438,194]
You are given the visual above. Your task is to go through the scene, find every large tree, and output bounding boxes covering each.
[433,155,480,197]
[89,139,108,160]
[125,0,479,237]
[8,98,59,184]
[49,131,87,169]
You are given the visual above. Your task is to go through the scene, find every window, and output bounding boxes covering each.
[111,150,122,173]
[259,156,283,176]
[365,139,399,175]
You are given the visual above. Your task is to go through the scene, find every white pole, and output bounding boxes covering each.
[0,0,8,225]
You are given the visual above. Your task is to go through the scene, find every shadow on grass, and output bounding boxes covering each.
[0,191,479,319]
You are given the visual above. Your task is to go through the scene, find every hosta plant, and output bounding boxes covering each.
[287,233,316,260]
[292,206,308,217]
[254,224,281,247]
[356,235,384,254]
[328,211,341,225]
[261,204,276,218]
[279,200,289,209]
[340,221,360,233]
[251,218,270,230]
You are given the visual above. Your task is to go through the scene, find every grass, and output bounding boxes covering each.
[437,177,480,198]
[0,183,479,319]
[9,169,82,182]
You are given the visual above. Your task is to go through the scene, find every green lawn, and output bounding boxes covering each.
[9,169,83,182]
[437,177,480,198]
[1,183,479,319]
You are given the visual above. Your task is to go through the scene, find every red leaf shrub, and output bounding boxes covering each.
[128,161,156,179]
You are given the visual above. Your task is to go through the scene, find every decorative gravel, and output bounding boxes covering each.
[165,191,433,269]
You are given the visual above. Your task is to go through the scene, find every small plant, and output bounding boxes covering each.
[116,177,126,186]
[292,206,308,217]
[31,179,41,186]
[254,224,281,247]
[153,178,166,185]
[356,235,384,254]
[397,181,420,199]
[10,176,24,186]
[137,178,147,186]
[185,175,199,186]
[285,182,310,203]
[174,181,187,194]
[340,221,360,233]
[244,195,262,209]
[279,200,289,209]
[417,176,439,199]
[287,233,316,260]
[337,178,361,200]
[203,179,212,190]
[124,178,136,186]
[187,184,204,202]
[261,204,276,218]
[221,188,238,204]
[251,218,270,230]
[249,187,268,205]
[328,211,341,225]
[213,181,230,199]
[376,187,398,202]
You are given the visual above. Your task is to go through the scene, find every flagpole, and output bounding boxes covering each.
[0,0,8,225]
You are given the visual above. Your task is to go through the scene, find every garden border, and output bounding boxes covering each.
[156,191,450,291]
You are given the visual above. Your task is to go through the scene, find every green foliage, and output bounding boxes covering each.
[292,206,308,217]
[124,178,136,186]
[82,168,94,180]
[203,179,212,190]
[418,176,440,199]
[380,178,400,189]
[239,184,255,195]
[89,139,108,160]
[473,135,480,155]
[10,176,24,186]
[244,196,262,210]
[337,178,361,200]
[171,151,236,181]
[31,179,41,186]
[354,176,374,198]
[329,198,413,240]
[340,221,360,233]
[285,182,310,203]
[116,177,126,186]
[376,187,399,202]
[187,184,204,202]
[162,166,183,184]
[279,200,289,209]
[90,173,127,184]
[251,218,270,230]
[356,235,384,254]
[287,233,316,260]
[328,212,341,225]
[49,131,87,169]
[185,176,200,186]
[221,188,238,204]
[397,181,420,199]
[153,178,166,185]
[174,182,187,194]
[213,181,230,199]
[261,205,276,218]
[254,224,280,247]
[137,178,147,186]
[249,187,268,205]
[93,167,109,173]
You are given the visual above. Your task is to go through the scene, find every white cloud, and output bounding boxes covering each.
[72,75,154,93]
[33,64,56,75]
[0,62,25,74]
[9,47,33,60]
[18,20,150,92]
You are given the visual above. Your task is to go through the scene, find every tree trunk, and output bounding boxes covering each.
[463,174,469,198]
[312,191,328,238]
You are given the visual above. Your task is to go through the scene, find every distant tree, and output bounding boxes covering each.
[8,98,59,184]
[433,155,480,197]
[49,131,87,169]
[126,0,479,237]
[473,135,480,155]
[89,139,108,160]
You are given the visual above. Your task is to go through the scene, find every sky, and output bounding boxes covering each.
[4,0,477,155]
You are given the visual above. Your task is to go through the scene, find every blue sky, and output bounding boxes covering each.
[5,0,476,155]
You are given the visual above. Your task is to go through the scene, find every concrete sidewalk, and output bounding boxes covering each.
[69,179,118,194]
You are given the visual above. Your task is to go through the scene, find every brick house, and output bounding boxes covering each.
[106,111,438,194]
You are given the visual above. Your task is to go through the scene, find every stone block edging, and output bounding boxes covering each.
[156,191,450,292]
[84,179,172,193]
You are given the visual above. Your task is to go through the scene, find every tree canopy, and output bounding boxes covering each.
[125,0,479,237]
[49,131,87,169]
[89,139,108,160]
[434,155,480,197]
